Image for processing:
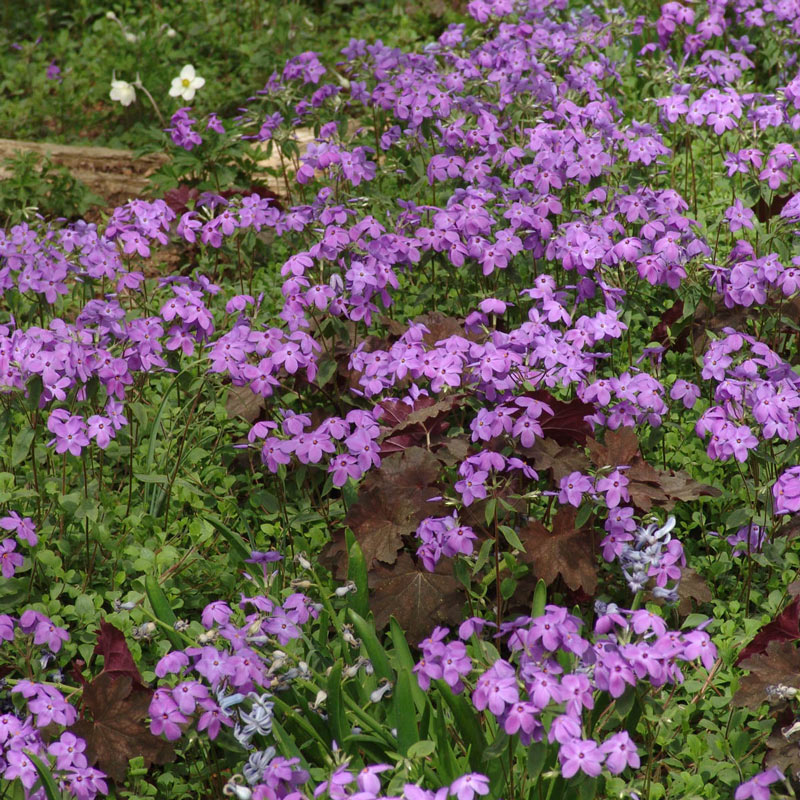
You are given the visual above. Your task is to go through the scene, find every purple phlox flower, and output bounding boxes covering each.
[149,689,188,740]
[595,468,630,509]
[356,764,392,795]
[599,731,640,774]
[725,199,755,232]
[0,511,37,546]
[155,650,190,677]
[558,471,594,508]
[49,731,88,770]
[18,609,69,651]
[726,524,767,555]
[197,697,235,739]
[681,630,717,670]
[172,680,210,714]
[458,617,495,640]
[478,297,510,315]
[472,659,518,715]
[313,765,354,799]
[0,539,23,578]
[559,738,605,778]
[247,550,283,563]
[774,467,800,515]
[449,773,490,800]
[735,767,786,800]
[669,379,700,409]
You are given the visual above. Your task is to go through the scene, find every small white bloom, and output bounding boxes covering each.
[165,27,177,38]
[169,64,205,102]
[123,31,138,43]
[110,79,136,107]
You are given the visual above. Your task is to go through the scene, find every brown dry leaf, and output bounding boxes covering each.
[71,673,174,782]
[765,728,800,776]
[225,384,264,424]
[345,448,446,568]
[378,395,462,454]
[518,508,598,594]
[677,567,713,616]
[733,641,800,709]
[435,436,471,466]
[586,429,720,511]
[658,472,721,503]
[526,438,590,484]
[529,390,595,446]
[586,428,639,469]
[414,311,467,346]
[369,552,463,644]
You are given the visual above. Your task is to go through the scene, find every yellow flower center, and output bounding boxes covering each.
[182,78,191,87]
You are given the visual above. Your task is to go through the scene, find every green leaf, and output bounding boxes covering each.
[526,740,548,780]
[394,668,420,756]
[500,577,517,600]
[579,777,599,800]
[58,492,81,514]
[25,751,62,800]
[575,500,593,529]
[203,513,251,564]
[432,706,460,783]
[433,706,465,783]
[315,357,338,387]
[483,498,497,527]
[389,617,426,711]
[272,717,311,771]
[498,525,526,552]
[326,661,348,748]
[407,740,436,759]
[531,579,547,618]
[11,427,34,468]
[145,575,184,650]
[433,680,489,774]
[347,609,393,682]
[482,730,509,760]
[134,473,168,484]
[346,529,369,619]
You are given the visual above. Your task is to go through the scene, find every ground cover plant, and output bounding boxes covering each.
[2,0,800,798]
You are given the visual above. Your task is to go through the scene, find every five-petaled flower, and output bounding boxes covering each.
[109,79,136,106]
[169,64,205,101]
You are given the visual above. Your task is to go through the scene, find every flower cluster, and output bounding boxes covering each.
[414,605,715,780]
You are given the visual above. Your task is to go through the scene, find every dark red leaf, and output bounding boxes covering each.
[93,620,146,688]
[652,300,684,347]
[527,390,595,446]
[737,597,800,664]
[70,673,173,782]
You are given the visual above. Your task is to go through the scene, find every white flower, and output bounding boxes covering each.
[109,79,136,106]
[169,64,205,101]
